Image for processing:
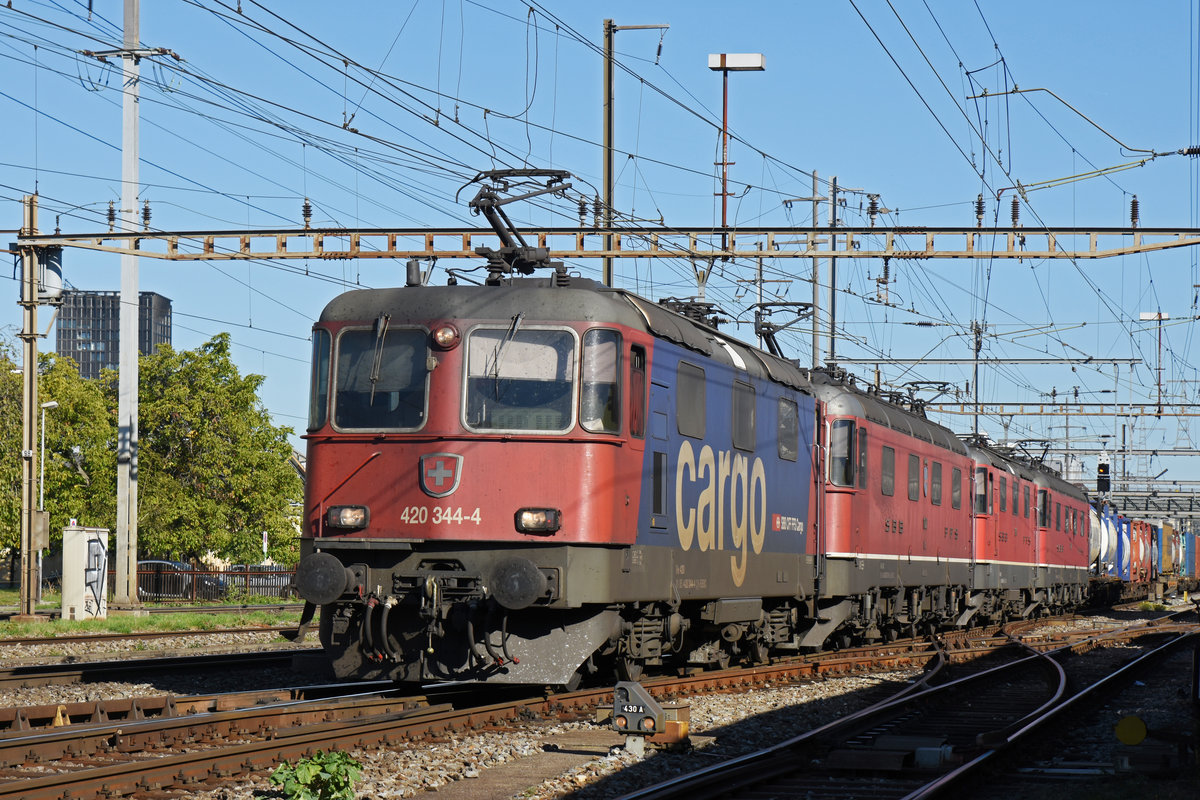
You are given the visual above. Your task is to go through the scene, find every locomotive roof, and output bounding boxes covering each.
[809,373,967,457]
[966,441,1089,501]
[318,277,812,391]
[318,278,648,329]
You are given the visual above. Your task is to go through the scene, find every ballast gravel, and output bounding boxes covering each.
[2,604,1195,799]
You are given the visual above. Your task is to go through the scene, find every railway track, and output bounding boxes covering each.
[0,627,988,799]
[0,647,316,690]
[613,616,1199,799]
[0,611,1189,798]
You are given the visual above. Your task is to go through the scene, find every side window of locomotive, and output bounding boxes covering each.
[581,329,621,434]
[973,468,989,514]
[999,477,1008,513]
[465,327,575,432]
[732,381,756,451]
[777,398,798,461]
[829,419,855,487]
[629,346,647,438]
[1037,490,1050,528]
[308,328,331,431]
[676,362,706,438]
[881,446,895,496]
[931,461,943,506]
[334,327,429,430]
[1012,481,1020,516]
[1024,485,1031,518]
[1055,502,1062,531]
[857,428,868,489]
[951,467,962,509]
[907,454,920,501]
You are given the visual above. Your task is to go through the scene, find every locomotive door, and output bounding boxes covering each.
[646,378,673,535]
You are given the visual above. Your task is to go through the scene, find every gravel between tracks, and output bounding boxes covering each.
[0,630,322,707]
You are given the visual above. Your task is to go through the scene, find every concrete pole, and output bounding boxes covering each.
[811,171,820,369]
[18,196,40,619]
[602,19,614,287]
[114,0,140,606]
[827,176,837,364]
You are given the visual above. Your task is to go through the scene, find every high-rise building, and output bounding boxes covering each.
[55,291,172,379]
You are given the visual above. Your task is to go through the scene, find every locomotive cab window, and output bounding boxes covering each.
[951,467,962,509]
[629,346,647,438]
[333,325,429,430]
[931,462,943,506]
[309,328,331,430]
[1037,489,1050,528]
[907,454,920,501]
[973,467,990,514]
[829,419,855,487]
[581,329,620,434]
[858,428,868,489]
[465,326,575,432]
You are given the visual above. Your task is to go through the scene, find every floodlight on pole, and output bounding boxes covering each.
[708,53,764,252]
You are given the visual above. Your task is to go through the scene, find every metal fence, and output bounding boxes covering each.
[102,563,297,603]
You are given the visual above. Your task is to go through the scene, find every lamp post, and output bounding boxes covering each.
[708,53,764,252]
[40,401,58,511]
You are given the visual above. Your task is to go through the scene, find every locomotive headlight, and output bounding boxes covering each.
[326,505,370,529]
[515,508,562,534]
[431,324,460,349]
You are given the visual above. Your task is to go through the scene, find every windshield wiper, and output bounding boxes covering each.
[369,313,391,403]
[490,312,524,381]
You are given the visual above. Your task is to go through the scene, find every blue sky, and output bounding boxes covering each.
[2,0,1198,487]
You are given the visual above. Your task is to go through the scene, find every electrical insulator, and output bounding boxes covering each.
[867,195,879,227]
[1011,196,1020,227]
[142,200,151,231]
[1130,195,1139,228]
[578,198,587,227]
[107,200,116,233]
[974,194,984,227]
[302,197,313,230]
[593,195,602,229]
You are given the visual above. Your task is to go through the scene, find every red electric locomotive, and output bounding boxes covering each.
[291,171,1100,687]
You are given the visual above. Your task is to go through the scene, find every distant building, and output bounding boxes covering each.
[56,291,172,379]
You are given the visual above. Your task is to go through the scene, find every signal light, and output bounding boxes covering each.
[611,681,663,735]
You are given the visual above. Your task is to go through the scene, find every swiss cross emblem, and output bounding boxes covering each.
[420,453,463,498]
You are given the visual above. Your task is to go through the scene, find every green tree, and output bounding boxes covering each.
[129,333,302,563]
[0,341,22,554]
[39,352,118,543]
[0,346,116,558]
[1,333,301,565]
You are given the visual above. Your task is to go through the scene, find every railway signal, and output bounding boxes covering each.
[612,681,665,756]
